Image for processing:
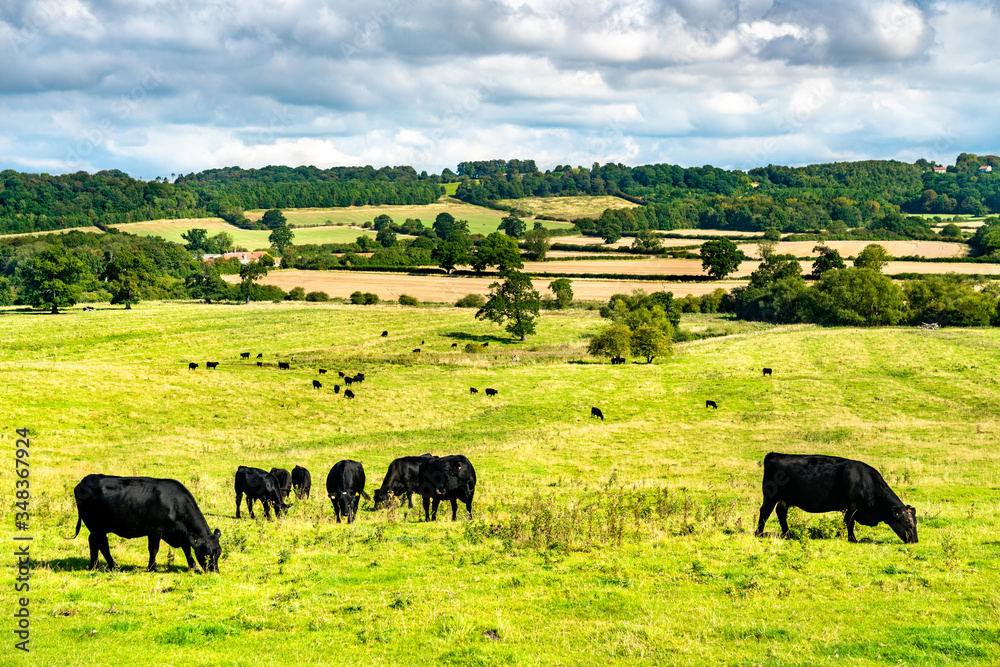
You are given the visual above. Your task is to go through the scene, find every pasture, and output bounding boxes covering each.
[494,195,640,220]
[4,302,999,666]
[112,218,375,249]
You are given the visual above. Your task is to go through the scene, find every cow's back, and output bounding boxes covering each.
[763,453,876,514]
[75,475,203,539]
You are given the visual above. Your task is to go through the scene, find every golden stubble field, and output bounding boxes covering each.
[738,240,969,259]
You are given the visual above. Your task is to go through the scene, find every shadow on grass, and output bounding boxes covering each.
[442,331,508,344]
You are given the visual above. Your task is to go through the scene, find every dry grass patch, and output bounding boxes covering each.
[495,195,639,220]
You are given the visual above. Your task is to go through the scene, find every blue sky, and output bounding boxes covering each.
[1,0,997,178]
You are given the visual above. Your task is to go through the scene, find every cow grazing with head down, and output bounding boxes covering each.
[257,353,263,358]
[72,475,222,572]
[269,468,293,498]
[412,348,421,354]
[469,387,478,394]
[756,452,918,544]
[326,460,370,523]
[206,361,219,370]
[344,389,355,399]
[319,369,327,375]
[278,362,290,370]
[235,466,288,519]
[240,352,250,359]
[334,385,340,394]
[373,454,437,509]
[485,388,497,397]
[292,465,311,499]
[256,361,263,368]
[188,362,198,371]
[706,400,717,409]
[451,343,458,348]
[381,331,388,337]
[338,371,345,378]
[355,373,365,383]
[312,380,322,389]
[418,455,477,521]
[763,368,773,377]
[591,407,604,420]
[344,376,354,386]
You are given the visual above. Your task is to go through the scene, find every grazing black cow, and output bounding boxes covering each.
[421,340,425,344]
[256,353,263,358]
[326,460,370,523]
[417,455,476,521]
[240,352,250,359]
[188,362,198,370]
[482,342,489,348]
[345,376,354,386]
[591,407,604,420]
[611,356,626,365]
[72,475,222,572]
[292,465,311,499]
[338,371,345,378]
[235,466,288,519]
[485,388,497,397]
[763,368,773,377]
[355,373,365,383]
[381,331,388,337]
[451,343,458,348]
[319,369,327,375]
[469,387,478,394]
[373,454,437,509]
[334,384,340,394]
[756,453,918,544]
[206,361,218,370]
[256,361,263,367]
[269,468,293,499]
[344,389,355,399]
[312,380,322,389]
[706,400,718,409]
[278,362,290,370]
[412,348,421,354]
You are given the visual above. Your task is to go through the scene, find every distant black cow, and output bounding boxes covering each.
[240,352,250,359]
[326,460,370,523]
[292,465,311,499]
[417,455,477,521]
[206,361,219,370]
[72,474,222,572]
[257,361,263,367]
[763,368,773,377]
[706,400,718,409]
[470,387,478,394]
[188,362,198,370]
[355,373,365,383]
[319,369,327,374]
[334,385,340,394]
[381,331,388,337]
[345,376,354,386]
[278,362,290,370]
[256,353,263,358]
[482,342,489,348]
[412,348,421,354]
[591,407,604,420]
[344,389,355,399]
[269,468,293,499]
[485,388,497,397]
[338,371,345,378]
[451,343,458,348]
[373,454,437,509]
[312,380,322,389]
[421,340,425,344]
[235,466,288,519]
[756,453,918,544]
[611,356,626,365]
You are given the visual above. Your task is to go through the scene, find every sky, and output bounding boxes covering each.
[0,0,997,179]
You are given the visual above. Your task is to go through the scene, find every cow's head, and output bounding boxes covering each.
[888,505,918,544]
[193,528,222,573]
[372,489,389,509]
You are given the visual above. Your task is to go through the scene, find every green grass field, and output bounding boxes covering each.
[111,218,374,249]
[3,303,999,666]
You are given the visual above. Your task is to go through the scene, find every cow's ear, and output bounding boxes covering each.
[214,528,222,539]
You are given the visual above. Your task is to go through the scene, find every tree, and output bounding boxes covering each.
[432,240,469,274]
[523,229,551,260]
[261,209,287,230]
[630,229,663,252]
[100,249,154,310]
[498,214,526,238]
[804,268,905,326]
[209,231,234,253]
[268,225,295,256]
[375,227,397,248]
[600,223,622,244]
[587,324,632,360]
[433,212,469,240]
[475,270,541,341]
[763,227,782,241]
[19,245,88,313]
[238,259,270,304]
[700,238,746,279]
[812,245,846,278]
[373,214,393,231]
[630,325,671,363]
[181,228,211,254]
[548,278,573,309]
[471,232,523,273]
[853,244,892,273]
[186,265,231,303]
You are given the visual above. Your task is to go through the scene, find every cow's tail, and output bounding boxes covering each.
[68,513,82,540]
[360,490,372,501]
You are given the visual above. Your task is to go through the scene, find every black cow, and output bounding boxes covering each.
[326,460,370,523]
[763,368,773,377]
[421,340,425,344]
[72,475,222,572]
[256,361,263,367]
[591,407,604,420]
[338,371,345,378]
[417,455,477,521]
[482,342,489,348]
[278,362,290,370]
[240,352,250,359]
[706,400,717,409]
[269,468,293,498]
[756,453,918,544]
[355,373,365,383]
[313,380,322,389]
[485,388,497,397]
[451,343,458,348]
[206,361,218,370]
[292,465,311,499]
[470,387,478,394]
[319,369,327,375]
[381,331,388,337]
[256,353,263,358]
[235,466,288,519]
[344,389,355,399]
[345,376,354,386]
[188,362,198,370]
[412,348,421,354]
[611,356,626,365]
[373,454,437,509]
[334,384,340,394]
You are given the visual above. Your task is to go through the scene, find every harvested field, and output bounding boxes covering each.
[224,269,744,300]
[494,195,638,219]
[549,235,633,248]
[1,226,103,238]
[738,240,970,259]
[521,259,757,277]
[660,228,767,237]
[113,218,373,247]
[884,261,1000,275]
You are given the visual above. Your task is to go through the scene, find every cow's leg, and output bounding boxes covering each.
[91,533,116,570]
[776,502,790,537]
[756,499,777,537]
[236,491,243,519]
[247,497,256,519]
[263,500,272,519]
[431,497,441,521]
[465,491,474,519]
[450,498,459,521]
[406,492,413,509]
[147,534,161,572]
[87,532,102,569]
[422,495,431,521]
[180,545,197,570]
[845,510,858,543]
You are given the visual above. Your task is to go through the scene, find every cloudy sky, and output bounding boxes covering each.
[1,0,997,178]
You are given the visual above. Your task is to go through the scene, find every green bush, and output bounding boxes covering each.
[363,292,380,305]
[305,291,330,302]
[464,342,484,354]
[350,291,365,304]
[287,286,306,301]
[455,293,486,308]
[398,294,420,306]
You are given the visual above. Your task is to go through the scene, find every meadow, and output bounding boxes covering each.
[3,302,999,666]
[494,195,639,220]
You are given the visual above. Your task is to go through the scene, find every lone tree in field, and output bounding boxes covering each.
[269,225,295,256]
[498,214,526,238]
[238,258,271,304]
[476,270,541,341]
[261,209,287,230]
[101,249,154,310]
[19,245,88,314]
[853,244,892,273]
[548,278,573,309]
[700,238,746,279]
[587,324,632,361]
[523,228,551,260]
[630,325,671,363]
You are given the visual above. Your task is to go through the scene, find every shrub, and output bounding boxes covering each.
[287,286,306,301]
[455,293,486,308]
[350,291,365,304]
[464,342,484,354]
[398,294,420,306]
[363,292,380,305]
[305,291,330,302]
